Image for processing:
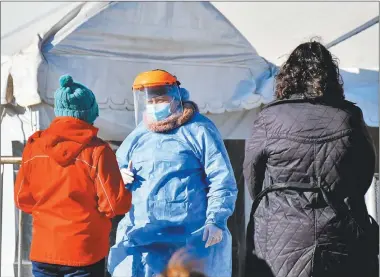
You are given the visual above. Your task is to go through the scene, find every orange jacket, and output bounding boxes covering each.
[14,117,131,266]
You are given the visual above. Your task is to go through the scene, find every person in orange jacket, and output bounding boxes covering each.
[14,75,132,277]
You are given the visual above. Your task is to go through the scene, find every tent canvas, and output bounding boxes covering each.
[2,1,274,141]
[1,2,378,139]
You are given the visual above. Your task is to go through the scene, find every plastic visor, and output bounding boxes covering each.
[133,85,183,126]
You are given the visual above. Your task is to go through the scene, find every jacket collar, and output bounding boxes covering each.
[263,94,351,110]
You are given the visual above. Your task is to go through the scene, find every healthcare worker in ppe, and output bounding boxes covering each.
[108,69,238,277]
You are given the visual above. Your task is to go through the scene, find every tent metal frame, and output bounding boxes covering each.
[0,156,22,277]
[326,16,379,49]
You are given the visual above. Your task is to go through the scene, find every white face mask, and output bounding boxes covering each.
[145,102,172,121]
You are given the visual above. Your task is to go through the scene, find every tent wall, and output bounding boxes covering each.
[35,1,272,121]
[339,68,378,127]
[0,105,39,277]
[15,99,262,141]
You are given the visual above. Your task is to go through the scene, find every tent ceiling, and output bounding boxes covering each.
[330,23,378,69]
[1,2,75,56]
[2,2,378,69]
[212,2,379,68]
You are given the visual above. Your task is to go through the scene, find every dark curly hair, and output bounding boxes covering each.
[275,41,344,102]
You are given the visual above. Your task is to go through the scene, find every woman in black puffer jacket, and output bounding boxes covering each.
[244,41,378,277]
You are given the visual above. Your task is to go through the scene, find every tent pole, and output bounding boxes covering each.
[0,157,22,164]
[0,157,22,276]
[0,164,3,277]
[326,16,379,49]
[17,210,23,277]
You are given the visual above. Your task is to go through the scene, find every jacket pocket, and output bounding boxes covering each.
[148,199,189,223]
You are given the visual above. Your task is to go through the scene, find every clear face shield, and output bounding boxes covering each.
[133,84,183,126]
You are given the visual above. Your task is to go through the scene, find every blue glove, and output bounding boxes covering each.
[202,224,223,248]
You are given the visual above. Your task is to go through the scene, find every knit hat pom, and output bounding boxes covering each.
[59,75,74,88]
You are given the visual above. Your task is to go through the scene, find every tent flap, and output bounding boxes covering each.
[1,56,12,105]
[9,36,44,107]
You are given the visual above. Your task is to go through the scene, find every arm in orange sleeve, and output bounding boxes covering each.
[14,161,36,214]
[95,146,132,218]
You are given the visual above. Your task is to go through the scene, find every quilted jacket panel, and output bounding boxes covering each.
[244,97,377,277]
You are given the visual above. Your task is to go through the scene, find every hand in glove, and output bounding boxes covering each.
[120,161,134,186]
[202,224,223,248]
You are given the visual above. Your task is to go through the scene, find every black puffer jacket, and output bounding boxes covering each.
[244,96,378,277]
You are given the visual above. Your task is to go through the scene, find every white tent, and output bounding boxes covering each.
[1,2,378,139]
[1,2,274,142]
[1,2,378,277]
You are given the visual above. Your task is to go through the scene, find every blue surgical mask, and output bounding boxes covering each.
[146,102,172,121]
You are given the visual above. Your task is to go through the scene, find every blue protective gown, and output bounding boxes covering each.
[108,112,238,277]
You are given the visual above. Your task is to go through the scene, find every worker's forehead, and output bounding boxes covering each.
[147,95,172,103]
[149,95,171,100]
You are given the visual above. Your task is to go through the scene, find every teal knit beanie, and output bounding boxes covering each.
[54,75,99,124]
